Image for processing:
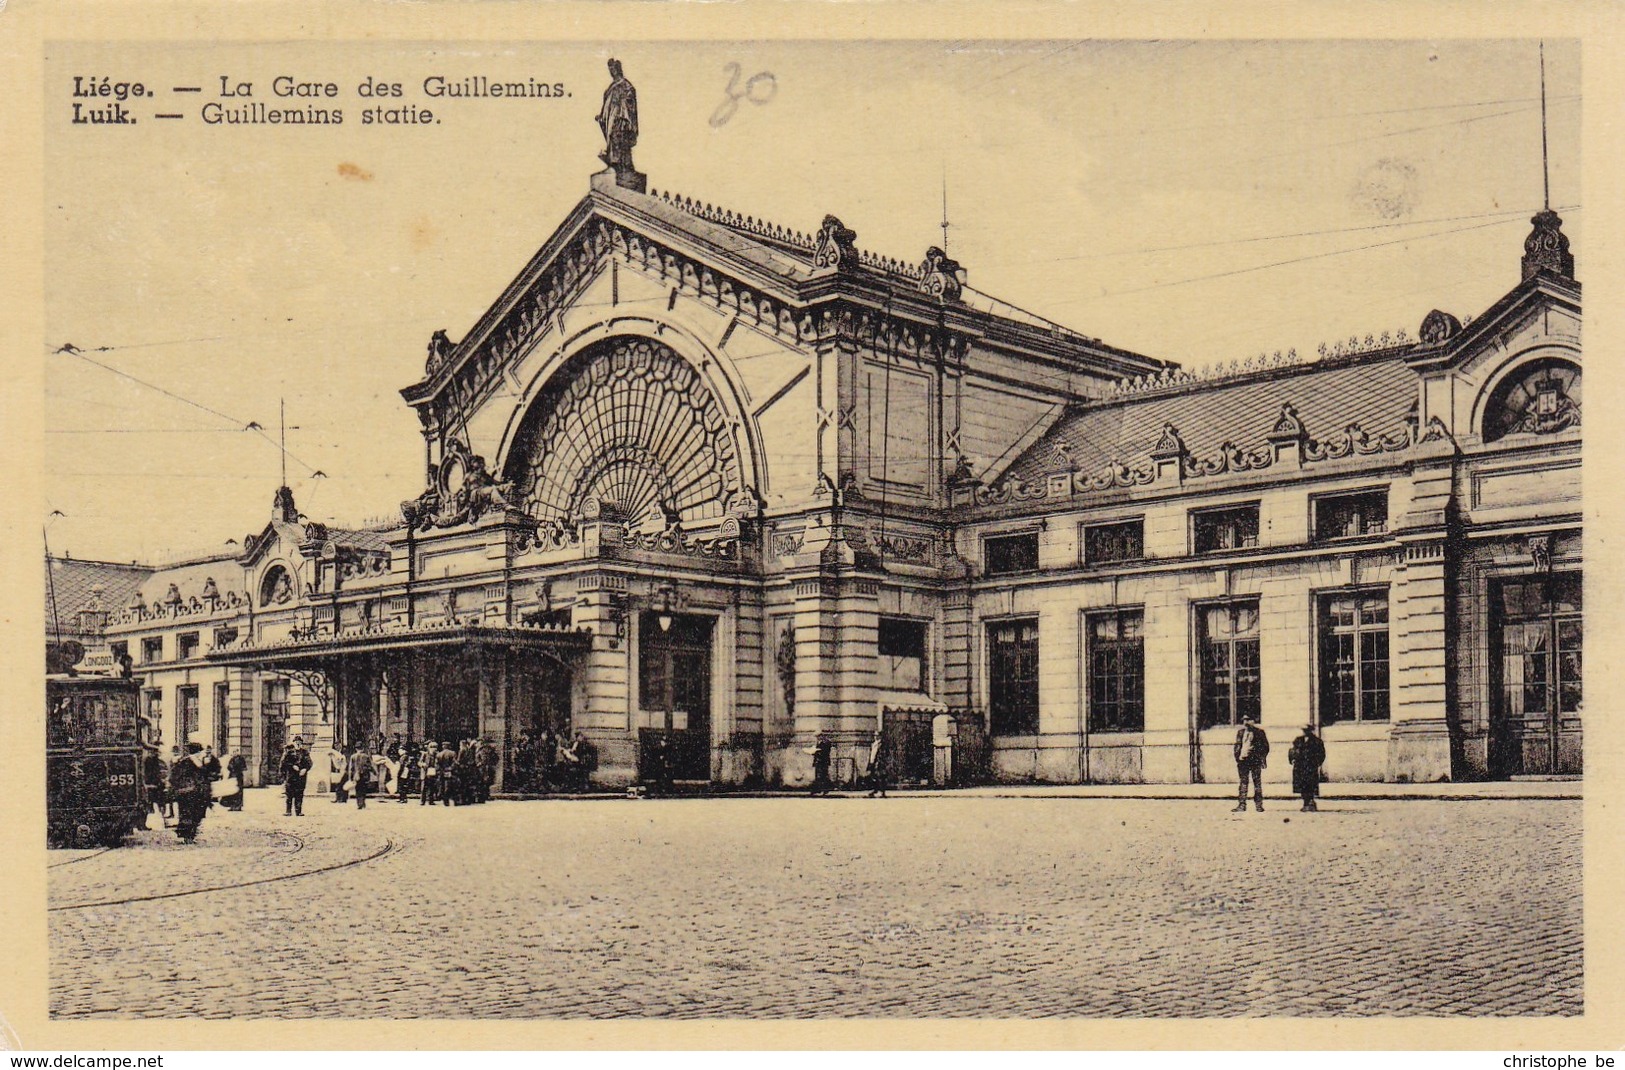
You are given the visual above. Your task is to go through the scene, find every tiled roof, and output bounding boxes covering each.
[325,527,393,553]
[45,557,152,632]
[1004,351,1420,484]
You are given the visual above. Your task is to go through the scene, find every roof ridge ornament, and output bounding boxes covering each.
[918,246,965,302]
[1418,309,1462,346]
[813,215,859,272]
[1521,209,1574,281]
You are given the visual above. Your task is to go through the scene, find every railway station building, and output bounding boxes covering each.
[86,127,1582,792]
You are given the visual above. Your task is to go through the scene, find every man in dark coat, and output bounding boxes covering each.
[436,742,459,805]
[1232,718,1270,813]
[808,735,833,796]
[1288,724,1327,811]
[475,738,499,803]
[142,746,168,827]
[538,726,559,790]
[348,742,375,809]
[168,742,211,843]
[222,752,247,811]
[280,736,313,816]
[512,730,536,793]
[455,740,479,805]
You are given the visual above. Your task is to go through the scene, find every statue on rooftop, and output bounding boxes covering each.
[597,59,639,175]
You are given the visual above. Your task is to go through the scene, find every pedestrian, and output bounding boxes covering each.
[419,741,438,805]
[538,725,559,790]
[330,746,349,803]
[1232,717,1270,813]
[165,746,183,817]
[558,731,597,792]
[281,736,313,816]
[436,741,458,805]
[1288,723,1327,812]
[202,744,223,786]
[398,739,418,802]
[143,745,169,826]
[168,742,211,843]
[806,735,833,796]
[865,730,891,798]
[221,751,247,811]
[513,729,536,793]
[348,741,375,809]
[476,737,499,803]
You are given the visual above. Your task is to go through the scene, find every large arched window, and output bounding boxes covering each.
[1481,358,1580,443]
[504,337,750,527]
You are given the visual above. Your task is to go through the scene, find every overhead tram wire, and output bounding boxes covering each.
[989,204,1569,268]
[52,343,327,481]
[1043,211,1570,311]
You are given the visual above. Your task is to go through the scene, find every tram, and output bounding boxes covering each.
[46,670,149,848]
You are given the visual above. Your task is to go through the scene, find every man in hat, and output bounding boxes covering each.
[168,742,211,843]
[1288,723,1327,812]
[280,735,313,816]
[1232,717,1270,813]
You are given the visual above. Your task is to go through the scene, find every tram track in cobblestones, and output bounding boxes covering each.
[46,847,117,868]
[49,836,400,912]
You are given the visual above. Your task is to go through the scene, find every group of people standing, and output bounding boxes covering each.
[1232,720,1327,812]
[805,731,894,797]
[510,727,599,793]
[141,741,248,843]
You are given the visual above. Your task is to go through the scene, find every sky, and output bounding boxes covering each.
[43,38,1581,564]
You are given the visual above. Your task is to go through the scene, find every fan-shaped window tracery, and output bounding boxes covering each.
[1482,358,1580,443]
[505,338,747,527]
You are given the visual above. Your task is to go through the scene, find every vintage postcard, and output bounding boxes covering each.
[2,0,1623,1053]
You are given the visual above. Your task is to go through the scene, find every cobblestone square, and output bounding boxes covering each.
[48,791,1581,1019]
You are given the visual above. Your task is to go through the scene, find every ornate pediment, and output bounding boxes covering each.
[401,439,518,532]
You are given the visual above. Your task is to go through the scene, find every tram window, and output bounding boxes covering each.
[48,690,138,747]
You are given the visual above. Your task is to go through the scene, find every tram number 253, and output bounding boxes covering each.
[107,773,136,786]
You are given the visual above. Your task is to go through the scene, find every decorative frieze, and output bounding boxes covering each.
[970,399,1418,509]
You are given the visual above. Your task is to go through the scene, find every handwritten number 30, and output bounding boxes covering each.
[710,63,777,128]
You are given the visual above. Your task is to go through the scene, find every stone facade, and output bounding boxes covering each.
[84,167,1582,790]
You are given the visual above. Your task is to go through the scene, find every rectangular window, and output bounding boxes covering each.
[1318,592,1390,723]
[988,619,1040,736]
[984,531,1039,576]
[263,679,290,718]
[1088,610,1145,732]
[177,685,200,743]
[1082,519,1144,565]
[178,632,201,660]
[1314,489,1390,542]
[1199,601,1262,728]
[143,689,163,736]
[878,617,928,693]
[141,636,164,663]
[1192,504,1260,554]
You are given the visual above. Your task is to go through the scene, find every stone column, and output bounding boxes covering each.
[572,570,633,786]
[1388,450,1458,782]
[1389,540,1454,781]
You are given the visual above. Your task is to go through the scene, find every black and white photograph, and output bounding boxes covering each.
[6,7,1622,1054]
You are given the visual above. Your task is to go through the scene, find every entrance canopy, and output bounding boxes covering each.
[207,621,591,670]
[208,621,590,754]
